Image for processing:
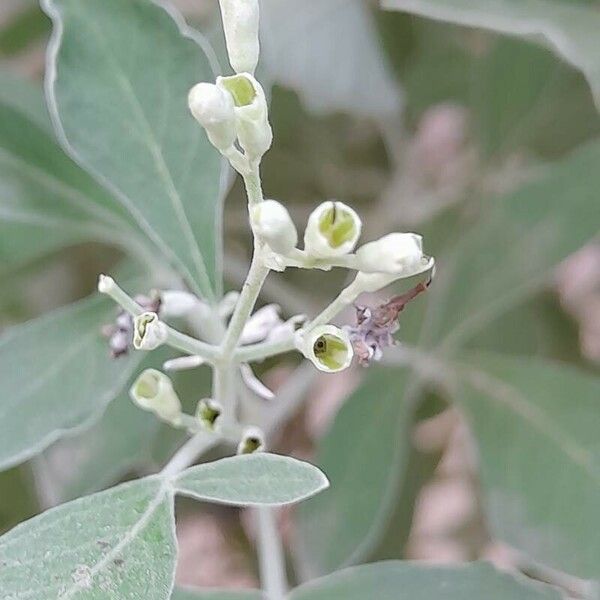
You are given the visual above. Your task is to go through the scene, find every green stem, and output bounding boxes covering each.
[256,507,288,600]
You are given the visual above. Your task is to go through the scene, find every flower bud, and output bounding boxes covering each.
[250,199,297,254]
[188,82,236,152]
[296,325,354,373]
[160,290,202,319]
[217,74,272,163]
[304,201,362,258]
[130,369,182,425]
[237,426,265,455]
[218,0,260,74]
[133,312,168,351]
[355,233,424,275]
[196,398,223,431]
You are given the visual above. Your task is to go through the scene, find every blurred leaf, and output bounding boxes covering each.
[0,294,142,471]
[456,353,600,581]
[0,5,50,56]
[296,369,414,576]
[0,77,144,276]
[260,0,402,119]
[43,0,224,301]
[381,0,600,112]
[175,454,329,507]
[421,140,600,349]
[172,589,264,599]
[0,477,176,599]
[288,561,561,599]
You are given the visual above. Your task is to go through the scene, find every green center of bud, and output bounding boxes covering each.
[240,436,262,454]
[318,204,357,249]
[221,75,257,107]
[134,372,159,400]
[197,400,221,431]
[313,333,350,371]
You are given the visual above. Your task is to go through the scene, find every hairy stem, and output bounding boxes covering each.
[256,507,288,600]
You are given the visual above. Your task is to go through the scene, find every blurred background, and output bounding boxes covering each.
[1,0,598,594]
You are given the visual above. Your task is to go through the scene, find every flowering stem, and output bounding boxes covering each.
[256,507,288,600]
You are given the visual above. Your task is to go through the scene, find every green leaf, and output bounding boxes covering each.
[260,0,402,118]
[296,369,413,576]
[0,477,176,599]
[0,75,143,274]
[0,294,142,470]
[456,353,600,581]
[175,454,329,507]
[381,0,600,112]
[288,561,561,600]
[42,0,224,300]
[421,140,600,349]
[172,589,264,600]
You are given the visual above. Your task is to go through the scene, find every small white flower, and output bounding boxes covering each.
[133,312,168,350]
[355,233,424,275]
[160,290,203,319]
[251,199,298,254]
[240,304,282,344]
[295,324,354,373]
[188,82,237,152]
[218,0,260,74]
[217,74,272,163]
[196,398,223,431]
[130,369,182,425]
[237,426,265,455]
[163,355,205,372]
[304,201,362,258]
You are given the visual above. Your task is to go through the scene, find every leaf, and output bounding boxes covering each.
[172,589,264,600]
[0,75,143,274]
[381,0,600,112]
[420,140,600,349]
[175,453,329,507]
[288,561,561,600]
[0,294,142,471]
[0,477,176,599]
[456,353,600,581]
[260,0,402,119]
[296,369,414,577]
[42,0,224,300]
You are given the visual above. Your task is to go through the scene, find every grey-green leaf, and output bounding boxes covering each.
[172,589,264,600]
[42,0,224,300]
[296,369,413,577]
[260,0,402,118]
[457,353,600,581]
[381,0,600,112]
[288,561,561,600]
[175,454,329,507]
[0,294,142,470]
[0,477,176,599]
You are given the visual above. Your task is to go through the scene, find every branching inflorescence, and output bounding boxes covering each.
[98,0,434,460]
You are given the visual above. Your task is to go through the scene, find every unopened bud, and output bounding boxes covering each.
[133,312,168,350]
[355,233,424,275]
[196,398,223,431]
[304,201,362,258]
[218,0,260,74]
[217,74,272,163]
[188,82,236,152]
[251,199,297,254]
[237,426,265,455]
[130,369,182,425]
[160,290,203,319]
[296,325,354,373]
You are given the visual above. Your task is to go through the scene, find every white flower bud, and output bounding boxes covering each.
[218,0,260,74]
[237,426,265,455]
[304,201,362,258]
[355,233,424,275]
[188,82,236,152]
[217,74,272,163]
[250,199,298,254]
[133,312,168,350]
[196,398,223,431]
[130,369,182,425]
[295,325,354,373]
[160,290,203,319]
